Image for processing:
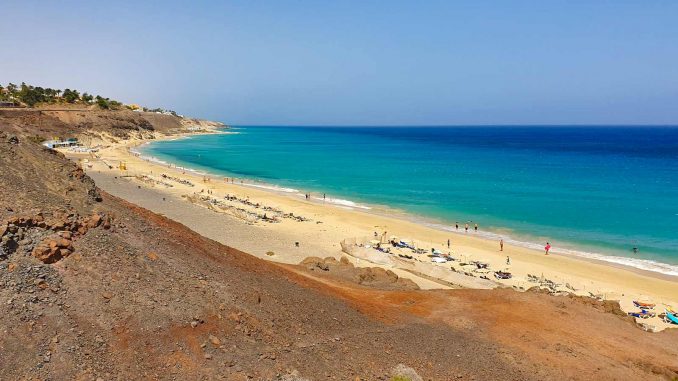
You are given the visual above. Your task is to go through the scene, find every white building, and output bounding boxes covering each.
[43,138,80,149]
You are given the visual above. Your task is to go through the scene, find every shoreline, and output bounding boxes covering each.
[136,133,678,280]
[65,129,678,331]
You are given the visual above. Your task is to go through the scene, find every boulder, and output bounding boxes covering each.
[58,238,72,249]
[87,213,103,228]
[33,246,60,264]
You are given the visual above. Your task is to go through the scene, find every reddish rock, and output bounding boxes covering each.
[33,246,62,264]
[209,335,221,347]
[58,238,72,248]
[88,214,102,228]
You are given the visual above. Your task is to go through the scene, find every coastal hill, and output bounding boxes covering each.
[1,107,677,380]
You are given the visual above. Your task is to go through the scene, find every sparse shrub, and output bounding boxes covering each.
[391,376,411,381]
[26,135,46,144]
[391,364,422,381]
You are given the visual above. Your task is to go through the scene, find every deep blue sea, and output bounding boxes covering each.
[140,126,678,276]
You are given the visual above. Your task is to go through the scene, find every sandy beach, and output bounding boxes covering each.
[65,129,678,331]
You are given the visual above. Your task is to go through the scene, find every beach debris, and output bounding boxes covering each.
[135,175,173,188]
[183,193,314,224]
[161,173,194,187]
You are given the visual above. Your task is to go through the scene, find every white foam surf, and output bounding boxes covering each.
[311,196,371,210]
[241,182,299,193]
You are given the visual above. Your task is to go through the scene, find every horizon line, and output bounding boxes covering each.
[225,124,678,128]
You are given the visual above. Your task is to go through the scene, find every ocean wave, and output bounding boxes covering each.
[135,152,209,176]
[241,183,299,193]
[311,196,371,210]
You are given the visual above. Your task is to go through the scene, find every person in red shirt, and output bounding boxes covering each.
[545,242,551,255]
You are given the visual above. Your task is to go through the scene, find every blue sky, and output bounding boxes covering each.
[2,1,677,125]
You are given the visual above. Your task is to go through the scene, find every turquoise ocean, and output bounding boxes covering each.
[139,126,678,276]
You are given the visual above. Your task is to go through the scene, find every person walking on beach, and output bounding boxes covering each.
[500,239,504,251]
[465,223,469,233]
[323,193,326,201]
[506,256,511,265]
[455,222,459,230]
[447,239,450,249]
[474,223,478,232]
[545,242,551,255]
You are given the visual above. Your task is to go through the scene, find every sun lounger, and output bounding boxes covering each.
[664,310,678,325]
[399,241,415,250]
[628,310,655,319]
[633,301,656,310]
[494,271,512,280]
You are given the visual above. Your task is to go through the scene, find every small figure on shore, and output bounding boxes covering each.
[506,256,511,265]
[323,193,326,200]
[447,239,450,249]
[633,246,638,254]
[374,231,378,237]
[465,223,469,232]
[474,223,478,232]
[500,239,504,251]
[455,222,459,230]
[545,242,551,255]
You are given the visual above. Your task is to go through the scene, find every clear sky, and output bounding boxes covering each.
[2,1,677,125]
